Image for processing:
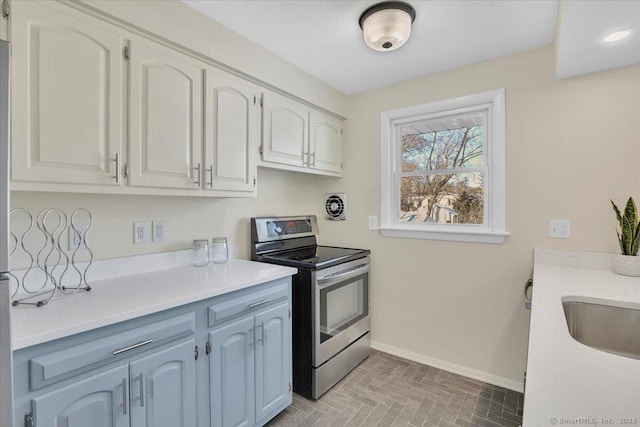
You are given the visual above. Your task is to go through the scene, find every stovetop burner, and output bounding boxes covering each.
[261,246,367,269]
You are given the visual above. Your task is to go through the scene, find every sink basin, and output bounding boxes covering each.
[562,297,640,360]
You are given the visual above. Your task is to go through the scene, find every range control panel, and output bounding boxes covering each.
[268,220,312,236]
[252,215,318,242]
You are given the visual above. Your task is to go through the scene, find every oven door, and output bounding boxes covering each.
[313,257,370,367]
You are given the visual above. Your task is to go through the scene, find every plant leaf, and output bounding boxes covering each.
[611,199,622,225]
[622,214,634,255]
[617,230,625,254]
[632,228,640,256]
[624,197,637,232]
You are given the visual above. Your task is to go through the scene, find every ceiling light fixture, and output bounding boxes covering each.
[359,1,416,52]
[603,30,631,43]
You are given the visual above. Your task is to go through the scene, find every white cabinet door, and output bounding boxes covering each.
[129,39,202,190]
[204,69,257,194]
[261,90,308,168]
[11,1,126,186]
[309,111,343,174]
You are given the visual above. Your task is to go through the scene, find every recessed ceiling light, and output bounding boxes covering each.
[603,30,631,43]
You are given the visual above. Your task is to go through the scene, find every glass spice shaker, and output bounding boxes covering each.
[211,237,229,263]
[193,239,210,267]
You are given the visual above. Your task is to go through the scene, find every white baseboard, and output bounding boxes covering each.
[370,340,524,393]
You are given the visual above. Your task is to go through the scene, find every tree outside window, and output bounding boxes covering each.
[380,89,507,243]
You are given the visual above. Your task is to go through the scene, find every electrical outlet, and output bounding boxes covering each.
[548,220,571,239]
[68,225,90,251]
[133,222,149,244]
[368,216,378,231]
[152,220,166,243]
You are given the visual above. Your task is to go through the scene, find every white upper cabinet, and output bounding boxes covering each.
[260,90,343,177]
[261,90,309,168]
[9,1,343,196]
[11,1,126,186]
[203,68,257,195]
[128,39,202,190]
[309,112,343,174]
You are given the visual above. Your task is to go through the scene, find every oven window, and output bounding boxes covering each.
[319,274,368,343]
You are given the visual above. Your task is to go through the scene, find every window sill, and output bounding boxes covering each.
[379,226,510,244]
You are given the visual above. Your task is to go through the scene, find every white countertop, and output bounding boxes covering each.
[11,259,296,350]
[524,261,640,426]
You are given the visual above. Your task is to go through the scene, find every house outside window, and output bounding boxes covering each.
[380,89,508,244]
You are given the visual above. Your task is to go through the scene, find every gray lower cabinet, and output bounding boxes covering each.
[210,316,255,427]
[32,364,130,427]
[209,303,292,427]
[254,304,291,423]
[31,339,196,427]
[13,277,292,427]
[129,340,197,427]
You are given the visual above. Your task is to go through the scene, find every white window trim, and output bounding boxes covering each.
[380,89,509,244]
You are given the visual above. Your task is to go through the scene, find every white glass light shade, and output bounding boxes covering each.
[362,8,413,52]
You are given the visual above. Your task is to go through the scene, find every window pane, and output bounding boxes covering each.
[400,172,484,224]
[401,116,483,172]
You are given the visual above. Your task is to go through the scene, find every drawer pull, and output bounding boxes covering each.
[113,339,153,355]
[249,299,270,309]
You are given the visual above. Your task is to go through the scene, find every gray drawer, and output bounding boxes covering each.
[29,312,196,390]
[208,281,288,327]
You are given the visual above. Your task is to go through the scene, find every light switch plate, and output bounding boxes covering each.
[368,216,378,231]
[548,220,571,239]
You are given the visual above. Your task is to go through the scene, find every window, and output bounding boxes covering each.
[380,89,508,243]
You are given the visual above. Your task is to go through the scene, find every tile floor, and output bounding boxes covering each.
[267,350,524,427]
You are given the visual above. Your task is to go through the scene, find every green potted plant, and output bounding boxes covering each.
[611,197,640,276]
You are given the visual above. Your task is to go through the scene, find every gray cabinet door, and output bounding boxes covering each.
[129,339,196,427]
[210,316,255,427]
[254,303,292,424]
[32,364,130,427]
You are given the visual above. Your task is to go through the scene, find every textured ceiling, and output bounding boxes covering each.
[182,1,640,93]
[183,0,559,95]
[556,1,640,79]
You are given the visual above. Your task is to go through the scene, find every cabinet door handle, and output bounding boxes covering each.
[113,339,153,355]
[303,150,308,166]
[249,299,270,309]
[122,378,128,415]
[248,328,254,348]
[310,151,316,167]
[256,324,262,345]
[193,163,201,186]
[113,153,120,183]
[257,322,265,346]
[206,165,213,188]
[139,373,145,407]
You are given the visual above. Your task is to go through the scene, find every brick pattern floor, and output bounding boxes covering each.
[266,350,524,427]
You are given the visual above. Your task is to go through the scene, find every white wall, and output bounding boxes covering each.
[11,168,324,262]
[318,46,640,390]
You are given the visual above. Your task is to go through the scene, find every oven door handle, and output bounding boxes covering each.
[316,264,369,288]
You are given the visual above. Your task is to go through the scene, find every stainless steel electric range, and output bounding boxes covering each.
[251,215,371,399]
